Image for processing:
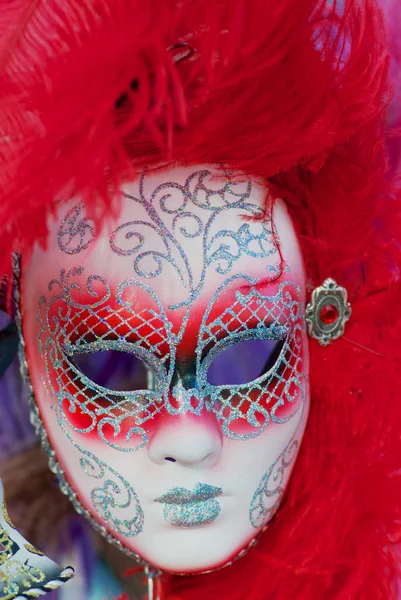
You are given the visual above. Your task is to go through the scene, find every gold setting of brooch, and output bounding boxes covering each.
[306,278,351,346]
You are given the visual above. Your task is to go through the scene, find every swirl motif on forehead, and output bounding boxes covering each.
[58,203,95,255]
[108,169,278,309]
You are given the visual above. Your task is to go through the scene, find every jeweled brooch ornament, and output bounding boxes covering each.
[305,278,351,346]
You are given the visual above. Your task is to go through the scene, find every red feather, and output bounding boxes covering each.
[1,1,401,598]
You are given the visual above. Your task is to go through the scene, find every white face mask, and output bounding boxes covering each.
[19,166,309,573]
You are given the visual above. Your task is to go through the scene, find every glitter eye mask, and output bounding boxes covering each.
[30,169,309,450]
[37,272,305,450]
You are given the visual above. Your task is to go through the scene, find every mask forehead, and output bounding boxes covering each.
[53,167,290,310]
[35,167,305,345]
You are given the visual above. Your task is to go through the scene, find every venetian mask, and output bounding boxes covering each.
[18,166,309,572]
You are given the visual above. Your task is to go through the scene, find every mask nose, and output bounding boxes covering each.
[147,411,223,469]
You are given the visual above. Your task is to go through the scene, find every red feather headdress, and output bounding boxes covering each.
[0,0,400,598]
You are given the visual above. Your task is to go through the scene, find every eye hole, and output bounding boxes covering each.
[71,350,151,392]
[206,338,285,386]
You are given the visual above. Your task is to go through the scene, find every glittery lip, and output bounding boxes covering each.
[154,482,222,528]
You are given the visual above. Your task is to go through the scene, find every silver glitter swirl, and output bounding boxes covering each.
[249,440,299,528]
[110,221,146,256]
[206,221,276,275]
[108,170,275,309]
[57,202,95,255]
[80,449,144,537]
[187,170,253,209]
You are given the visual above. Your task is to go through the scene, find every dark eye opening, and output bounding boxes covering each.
[70,349,151,392]
[206,338,285,386]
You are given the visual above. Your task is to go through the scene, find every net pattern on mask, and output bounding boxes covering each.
[63,306,169,406]
[197,281,304,440]
[38,270,174,451]
[35,171,306,453]
[65,304,170,361]
[38,272,304,448]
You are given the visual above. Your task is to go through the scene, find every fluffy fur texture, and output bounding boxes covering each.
[1,0,401,599]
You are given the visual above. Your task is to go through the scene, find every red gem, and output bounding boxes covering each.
[320,304,338,324]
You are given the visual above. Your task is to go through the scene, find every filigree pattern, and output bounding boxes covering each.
[37,270,174,451]
[198,279,304,439]
[58,202,95,255]
[79,449,144,537]
[0,527,14,566]
[0,560,73,600]
[249,440,299,528]
[37,169,305,452]
[109,170,276,310]
[1,561,45,599]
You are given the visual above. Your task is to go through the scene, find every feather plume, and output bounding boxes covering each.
[1,1,401,599]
